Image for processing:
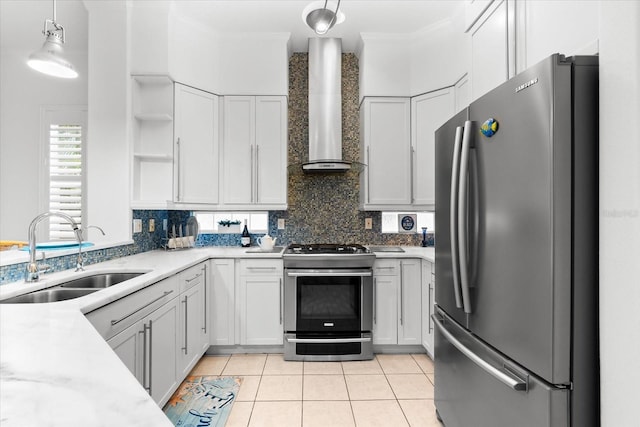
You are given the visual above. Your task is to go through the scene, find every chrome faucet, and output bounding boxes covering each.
[26,212,83,282]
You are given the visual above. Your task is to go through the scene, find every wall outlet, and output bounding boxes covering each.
[149,219,155,232]
[133,219,142,233]
[277,218,286,230]
[163,218,168,231]
[365,218,373,230]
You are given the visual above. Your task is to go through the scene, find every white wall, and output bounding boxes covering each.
[410,17,469,96]
[0,5,88,241]
[518,0,600,71]
[358,34,412,99]
[598,2,640,425]
[215,33,290,96]
[85,1,130,243]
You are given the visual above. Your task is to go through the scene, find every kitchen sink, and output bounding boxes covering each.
[0,272,147,304]
[0,288,100,304]
[57,272,146,289]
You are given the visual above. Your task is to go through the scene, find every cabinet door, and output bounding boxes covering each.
[147,297,179,406]
[411,88,455,207]
[421,261,435,357]
[361,98,412,207]
[210,259,236,346]
[373,274,398,345]
[240,275,283,345]
[174,83,219,203]
[107,319,145,385]
[470,0,514,101]
[222,96,254,204]
[398,259,422,345]
[255,96,287,205]
[178,281,206,378]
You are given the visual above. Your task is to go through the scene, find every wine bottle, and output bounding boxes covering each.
[241,220,251,247]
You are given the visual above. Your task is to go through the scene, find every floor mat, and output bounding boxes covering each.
[164,376,241,426]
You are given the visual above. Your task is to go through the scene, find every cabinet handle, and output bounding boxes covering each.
[400,264,404,326]
[251,145,255,203]
[279,278,283,325]
[410,146,415,204]
[366,146,371,203]
[202,265,207,333]
[182,297,188,354]
[176,137,181,201]
[140,325,150,393]
[247,266,277,271]
[110,290,174,326]
[255,144,260,203]
[148,320,153,395]
[185,272,203,283]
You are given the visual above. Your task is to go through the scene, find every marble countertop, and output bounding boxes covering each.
[0,245,434,425]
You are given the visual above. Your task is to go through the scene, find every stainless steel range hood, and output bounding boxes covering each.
[302,38,351,173]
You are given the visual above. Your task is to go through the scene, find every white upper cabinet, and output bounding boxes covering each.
[221,95,287,209]
[469,0,515,101]
[360,97,412,209]
[174,83,220,204]
[411,88,455,208]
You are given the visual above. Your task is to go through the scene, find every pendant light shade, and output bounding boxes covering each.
[304,0,343,35]
[27,0,78,79]
[28,33,78,79]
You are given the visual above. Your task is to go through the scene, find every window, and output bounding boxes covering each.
[43,108,87,241]
[194,212,269,233]
[381,212,435,234]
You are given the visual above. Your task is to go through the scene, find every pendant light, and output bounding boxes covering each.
[27,0,78,79]
[304,0,343,35]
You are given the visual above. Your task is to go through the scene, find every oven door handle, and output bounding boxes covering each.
[286,337,372,344]
[286,270,372,277]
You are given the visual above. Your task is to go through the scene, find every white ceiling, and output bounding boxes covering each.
[1,0,462,54]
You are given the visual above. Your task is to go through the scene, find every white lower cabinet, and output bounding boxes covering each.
[177,263,209,379]
[421,260,435,357]
[372,259,422,346]
[90,262,210,408]
[238,259,284,345]
[106,295,179,406]
[209,259,236,346]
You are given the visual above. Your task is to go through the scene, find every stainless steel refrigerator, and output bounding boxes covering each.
[433,54,599,427]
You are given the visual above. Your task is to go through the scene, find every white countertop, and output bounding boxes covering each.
[0,245,434,426]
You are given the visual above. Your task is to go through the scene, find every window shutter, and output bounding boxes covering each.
[49,124,83,240]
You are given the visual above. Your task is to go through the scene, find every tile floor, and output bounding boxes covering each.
[184,353,442,427]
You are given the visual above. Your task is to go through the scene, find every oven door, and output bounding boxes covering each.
[284,269,373,333]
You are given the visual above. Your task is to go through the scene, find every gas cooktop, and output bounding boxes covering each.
[284,243,371,254]
[283,244,374,268]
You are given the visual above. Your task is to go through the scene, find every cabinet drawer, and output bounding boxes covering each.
[373,259,399,276]
[239,259,283,276]
[86,276,179,340]
[178,263,206,293]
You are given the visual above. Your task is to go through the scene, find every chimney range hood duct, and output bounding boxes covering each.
[302,38,351,173]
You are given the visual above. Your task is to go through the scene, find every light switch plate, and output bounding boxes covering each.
[133,219,142,233]
[277,218,286,229]
[365,218,373,230]
[149,219,155,232]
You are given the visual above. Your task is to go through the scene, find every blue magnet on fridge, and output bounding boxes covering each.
[481,118,499,137]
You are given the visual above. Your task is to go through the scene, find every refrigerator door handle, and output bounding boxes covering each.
[449,126,464,309]
[457,120,473,313]
[432,314,528,392]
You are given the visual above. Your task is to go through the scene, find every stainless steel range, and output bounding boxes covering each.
[283,244,375,361]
